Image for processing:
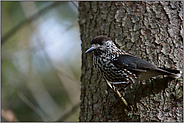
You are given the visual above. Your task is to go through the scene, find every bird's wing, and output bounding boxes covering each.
[112,54,157,72]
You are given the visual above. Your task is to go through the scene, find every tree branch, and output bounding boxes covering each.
[1,1,62,45]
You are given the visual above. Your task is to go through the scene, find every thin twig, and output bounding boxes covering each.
[1,1,62,44]
[55,102,80,121]
[71,1,78,9]
[18,92,47,121]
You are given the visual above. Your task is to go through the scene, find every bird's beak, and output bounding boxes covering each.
[85,45,97,54]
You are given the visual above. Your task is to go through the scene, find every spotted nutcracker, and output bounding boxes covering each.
[85,35,181,107]
[86,35,181,82]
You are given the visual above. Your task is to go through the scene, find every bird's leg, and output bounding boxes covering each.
[112,84,116,91]
[109,81,130,93]
[109,81,128,84]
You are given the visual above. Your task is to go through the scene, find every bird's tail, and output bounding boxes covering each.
[158,67,182,78]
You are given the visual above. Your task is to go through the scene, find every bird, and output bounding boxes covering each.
[85,35,181,86]
[85,35,182,108]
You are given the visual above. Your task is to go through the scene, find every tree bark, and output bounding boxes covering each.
[79,1,183,122]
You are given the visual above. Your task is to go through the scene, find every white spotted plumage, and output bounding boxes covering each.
[86,35,181,86]
[93,40,137,84]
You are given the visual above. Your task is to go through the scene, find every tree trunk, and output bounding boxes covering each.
[79,1,183,122]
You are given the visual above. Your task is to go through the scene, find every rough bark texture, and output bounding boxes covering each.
[79,1,183,122]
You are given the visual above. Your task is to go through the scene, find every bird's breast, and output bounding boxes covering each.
[93,55,138,84]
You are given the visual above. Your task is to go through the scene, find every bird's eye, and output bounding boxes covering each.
[99,41,104,45]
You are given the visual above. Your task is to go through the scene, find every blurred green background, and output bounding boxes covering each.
[1,1,81,121]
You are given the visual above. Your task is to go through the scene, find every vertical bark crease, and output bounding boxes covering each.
[79,1,183,122]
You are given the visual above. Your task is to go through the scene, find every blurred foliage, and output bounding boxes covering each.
[1,1,81,121]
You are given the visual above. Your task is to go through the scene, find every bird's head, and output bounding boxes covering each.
[85,35,117,54]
